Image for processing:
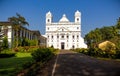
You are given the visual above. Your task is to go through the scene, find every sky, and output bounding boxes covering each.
[0,0,120,37]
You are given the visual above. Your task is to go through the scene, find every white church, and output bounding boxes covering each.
[45,10,87,50]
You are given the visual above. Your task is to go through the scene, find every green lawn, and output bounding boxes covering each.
[0,52,33,76]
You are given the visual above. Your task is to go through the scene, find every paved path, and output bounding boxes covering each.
[38,50,120,76]
[53,50,120,76]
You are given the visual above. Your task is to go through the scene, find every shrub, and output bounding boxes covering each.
[0,53,16,58]
[2,36,9,50]
[22,61,34,69]
[72,48,89,54]
[31,48,54,62]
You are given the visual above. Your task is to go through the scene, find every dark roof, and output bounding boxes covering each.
[0,21,12,26]
[31,30,41,36]
[0,21,41,36]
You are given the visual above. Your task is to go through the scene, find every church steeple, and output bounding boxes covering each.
[75,10,81,23]
[46,11,52,24]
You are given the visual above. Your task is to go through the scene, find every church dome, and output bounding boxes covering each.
[59,14,69,22]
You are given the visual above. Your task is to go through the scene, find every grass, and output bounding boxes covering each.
[0,52,33,76]
[96,57,120,61]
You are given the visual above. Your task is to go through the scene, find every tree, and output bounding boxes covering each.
[100,26,115,40]
[116,17,120,29]
[8,13,29,47]
[85,28,102,48]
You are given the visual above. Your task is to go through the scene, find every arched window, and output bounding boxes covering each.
[72,45,75,49]
[57,35,59,38]
[48,27,49,30]
[77,35,79,39]
[72,35,74,39]
[77,18,79,21]
[51,35,53,39]
[67,35,69,39]
[48,19,50,22]
[61,35,64,38]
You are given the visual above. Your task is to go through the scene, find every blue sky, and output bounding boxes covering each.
[0,0,120,37]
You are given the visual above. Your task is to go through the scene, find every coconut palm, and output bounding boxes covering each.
[8,13,29,47]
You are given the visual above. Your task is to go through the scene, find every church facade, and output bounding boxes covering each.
[45,10,87,50]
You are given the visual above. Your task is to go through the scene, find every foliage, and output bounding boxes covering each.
[116,17,120,29]
[72,47,120,59]
[22,61,34,69]
[28,39,38,46]
[9,13,29,47]
[21,38,38,47]
[12,36,17,48]
[2,36,9,50]
[31,48,54,62]
[13,46,39,53]
[85,17,120,50]
[0,53,16,58]
[23,62,43,76]
[85,28,102,47]
[21,48,58,76]
[21,38,29,46]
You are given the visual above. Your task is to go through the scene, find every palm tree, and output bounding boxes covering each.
[8,13,29,47]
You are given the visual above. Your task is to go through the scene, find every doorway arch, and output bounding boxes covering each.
[61,42,65,50]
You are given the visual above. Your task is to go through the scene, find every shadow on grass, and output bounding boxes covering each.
[0,57,33,76]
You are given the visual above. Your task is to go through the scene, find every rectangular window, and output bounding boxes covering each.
[67,35,69,39]
[51,35,53,39]
[72,35,74,39]
[48,27,49,30]
[61,35,64,38]
[77,35,79,39]
[57,35,59,38]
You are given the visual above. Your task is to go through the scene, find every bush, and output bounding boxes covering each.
[0,53,16,58]
[31,48,54,62]
[22,61,34,69]
[72,48,89,54]
[13,46,39,53]
[72,47,119,59]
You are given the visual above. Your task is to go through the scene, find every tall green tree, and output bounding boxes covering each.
[100,26,115,40]
[85,17,120,49]
[85,28,102,48]
[8,13,29,47]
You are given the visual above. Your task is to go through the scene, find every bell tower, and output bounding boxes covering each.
[46,11,52,24]
[75,10,81,23]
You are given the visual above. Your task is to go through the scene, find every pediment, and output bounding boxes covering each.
[56,27,69,32]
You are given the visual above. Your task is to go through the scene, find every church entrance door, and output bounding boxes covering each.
[61,42,65,50]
